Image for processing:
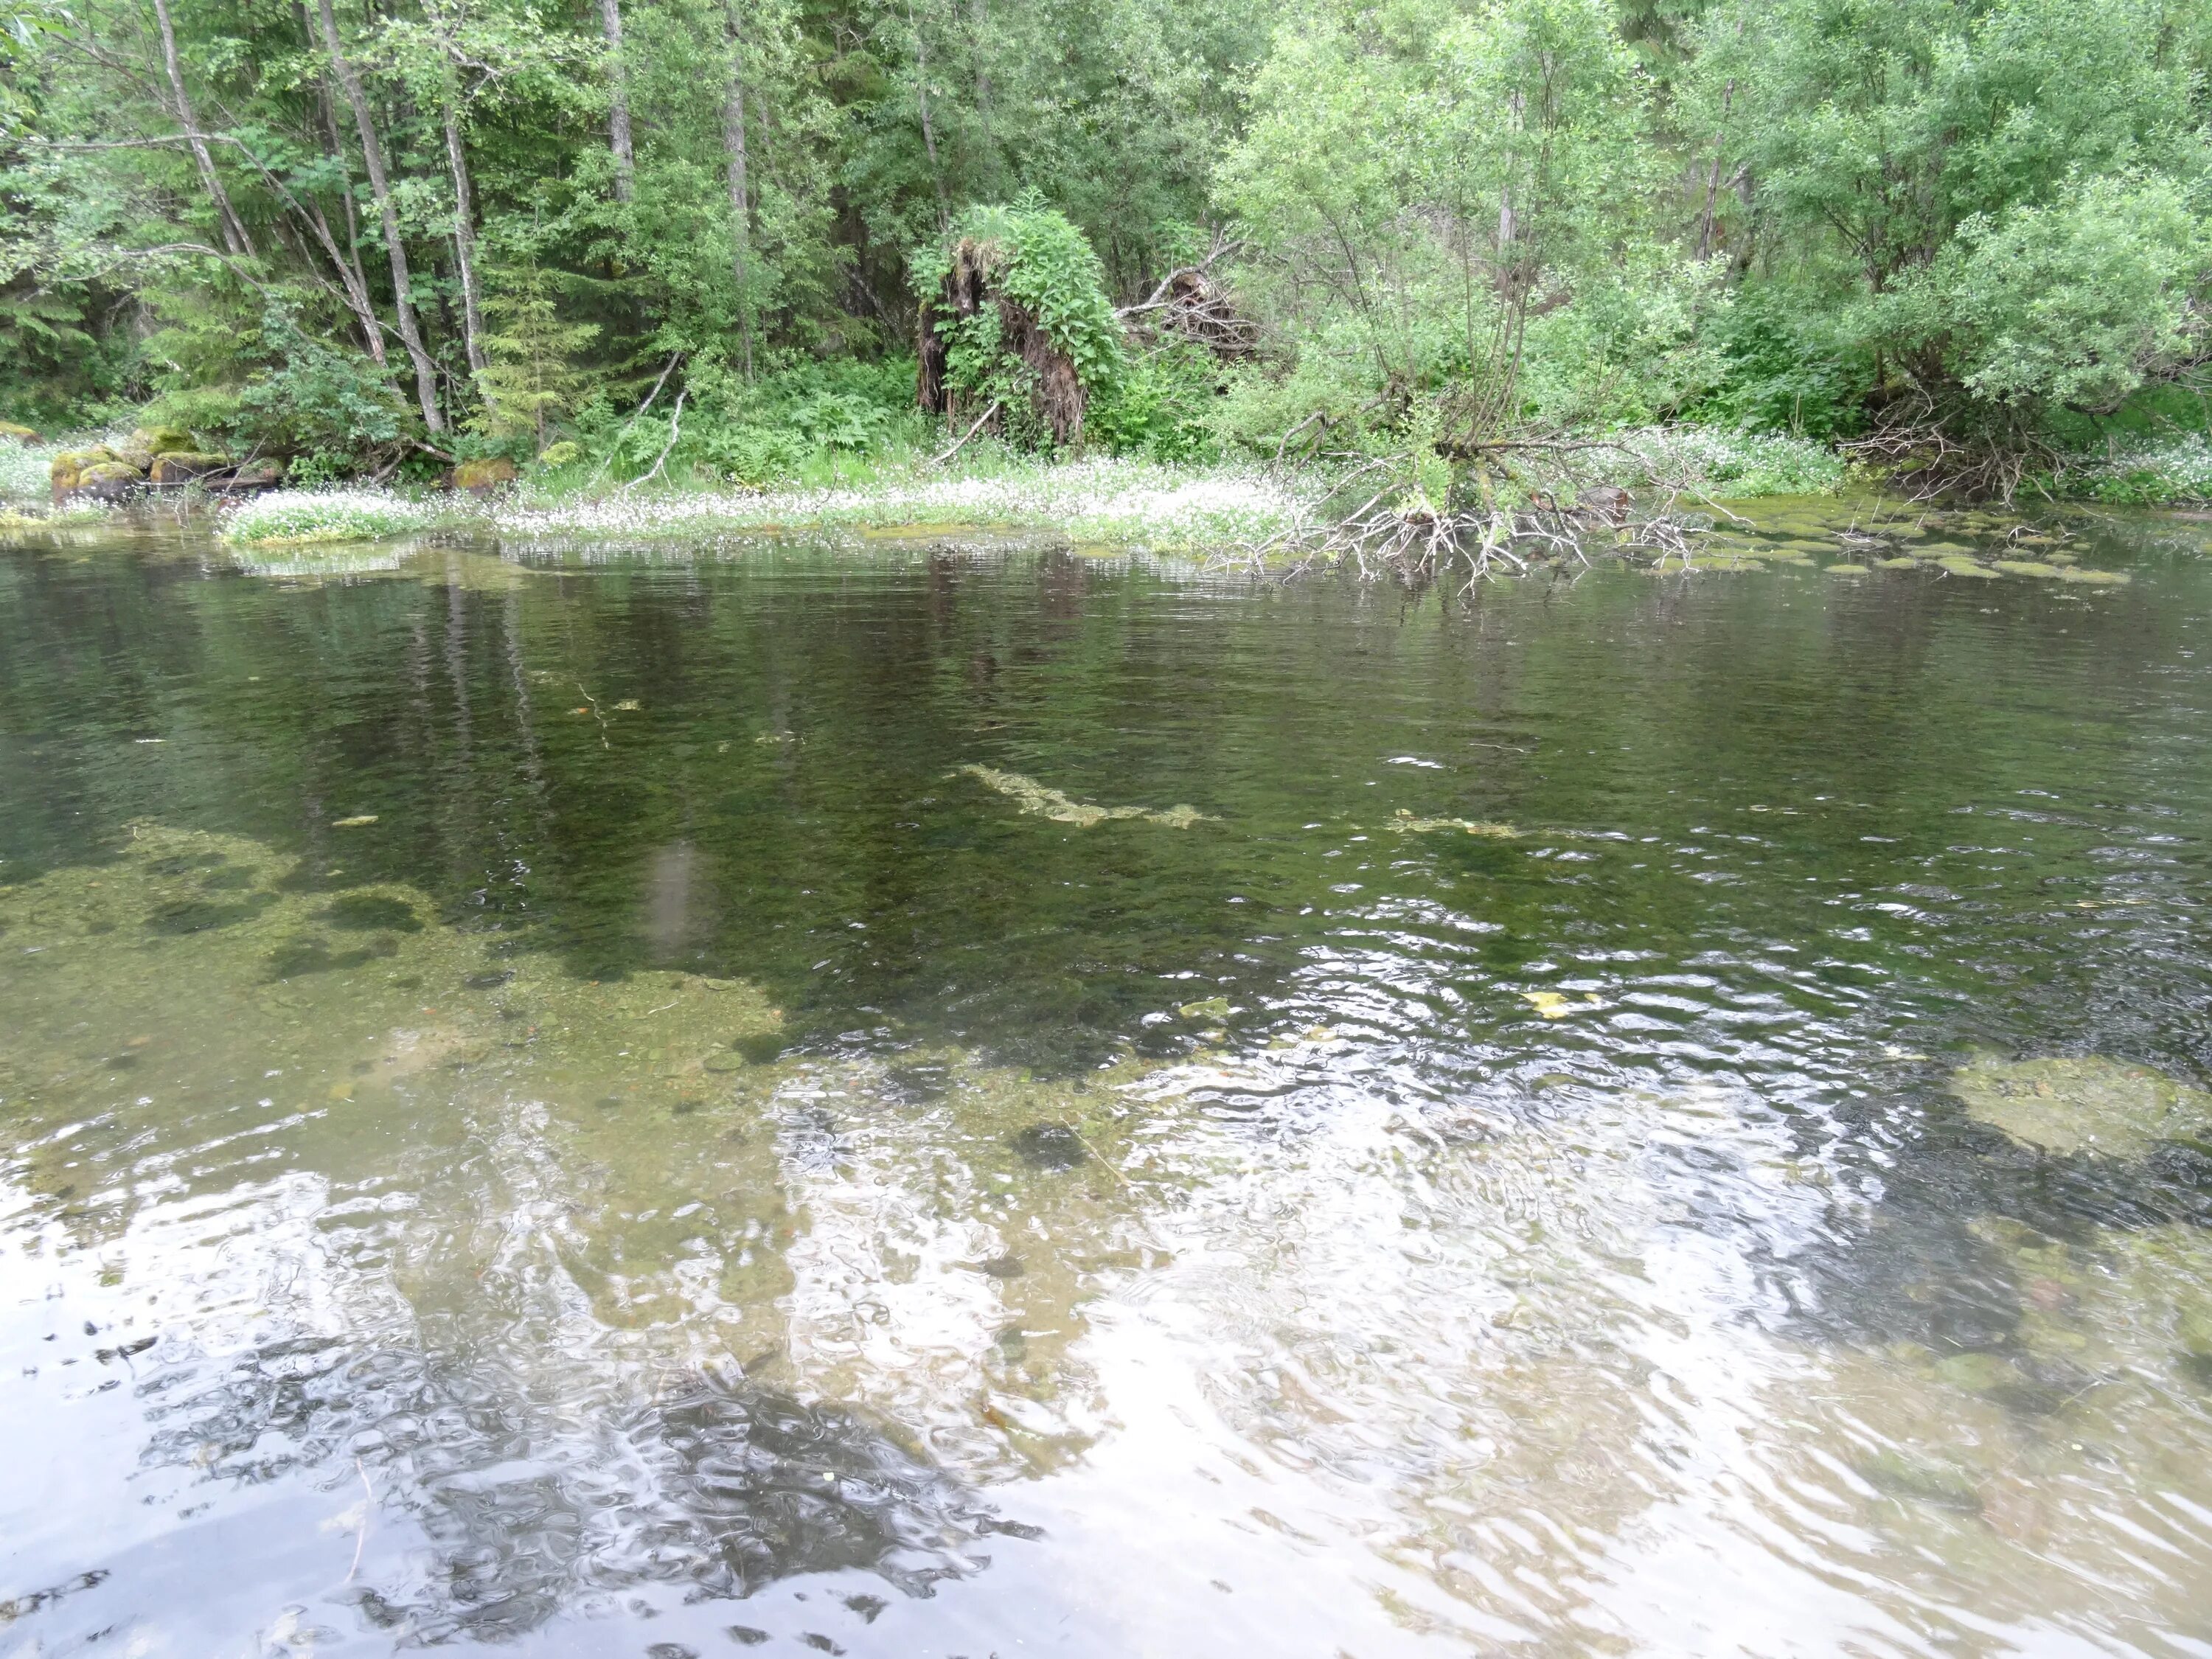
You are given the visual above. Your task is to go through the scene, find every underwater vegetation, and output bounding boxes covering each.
[953,765,1210,830]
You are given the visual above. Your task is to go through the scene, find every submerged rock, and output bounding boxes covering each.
[1950,1051,2212,1156]
[1387,809,1516,837]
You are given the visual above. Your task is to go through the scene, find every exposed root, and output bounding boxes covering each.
[1228,441,1708,591]
[1114,234,1259,359]
[1838,388,2060,505]
[918,237,1089,447]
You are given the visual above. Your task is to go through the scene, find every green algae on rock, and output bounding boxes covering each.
[1949,1051,2212,1155]
[954,763,1209,828]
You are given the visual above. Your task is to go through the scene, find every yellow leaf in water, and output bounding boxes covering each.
[1519,990,1603,1019]
[331,815,378,828]
[614,699,641,711]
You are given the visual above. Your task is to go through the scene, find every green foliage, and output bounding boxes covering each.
[475,268,601,447]
[1883,172,2210,414]
[2056,435,2212,505]
[1683,288,1874,442]
[4,0,2208,486]
[1086,344,1219,461]
[145,302,412,465]
[915,199,1127,449]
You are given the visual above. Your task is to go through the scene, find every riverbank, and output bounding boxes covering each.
[5,425,2211,553]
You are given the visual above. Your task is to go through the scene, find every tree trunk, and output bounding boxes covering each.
[599,0,636,204]
[313,0,445,431]
[906,0,949,230]
[441,88,487,377]
[721,35,755,378]
[150,0,253,257]
[971,0,996,192]
[1696,79,1735,261]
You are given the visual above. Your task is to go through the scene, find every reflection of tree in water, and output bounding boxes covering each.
[141,1334,1006,1645]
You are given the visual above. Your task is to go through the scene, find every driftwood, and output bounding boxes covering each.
[1114,236,1257,358]
[917,237,1088,447]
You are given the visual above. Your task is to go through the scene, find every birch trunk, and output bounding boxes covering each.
[441,88,488,376]
[313,0,445,431]
[149,0,253,257]
[599,0,636,204]
[906,0,949,230]
[721,44,755,378]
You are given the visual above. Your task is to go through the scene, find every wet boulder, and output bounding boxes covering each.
[0,421,40,444]
[1579,485,1632,521]
[223,459,285,491]
[148,451,234,485]
[449,457,518,496]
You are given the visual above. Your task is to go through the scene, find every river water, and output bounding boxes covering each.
[3,504,2211,1657]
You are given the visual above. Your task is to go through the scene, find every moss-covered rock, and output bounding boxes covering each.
[49,446,116,496]
[450,457,518,495]
[0,420,40,444]
[112,425,195,470]
[148,451,233,484]
[72,460,147,502]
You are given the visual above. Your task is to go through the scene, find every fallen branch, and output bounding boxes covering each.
[588,352,685,487]
[930,399,1002,466]
[621,389,686,493]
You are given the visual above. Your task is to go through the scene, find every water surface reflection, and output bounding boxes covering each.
[3,513,2211,1655]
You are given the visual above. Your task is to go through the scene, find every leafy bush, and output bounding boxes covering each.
[1884,173,2211,417]
[1681,286,1872,442]
[1087,344,1220,461]
[222,489,440,545]
[146,303,411,467]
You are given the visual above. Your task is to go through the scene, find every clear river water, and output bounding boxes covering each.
[4,503,2212,1658]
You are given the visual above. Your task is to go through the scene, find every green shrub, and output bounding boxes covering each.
[1682,285,1873,442]
[1088,344,1221,462]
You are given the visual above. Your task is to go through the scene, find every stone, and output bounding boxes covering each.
[112,425,195,470]
[70,461,147,502]
[450,457,519,495]
[1950,1051,2212,1157]
[49,446,116,498]
[0,421,40,444]
[148,451,233,485]
[223,460,285,490]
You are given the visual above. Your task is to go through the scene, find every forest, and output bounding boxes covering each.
[0,0,2208,502]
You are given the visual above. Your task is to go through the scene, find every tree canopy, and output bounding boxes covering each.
[0,0,2205,473]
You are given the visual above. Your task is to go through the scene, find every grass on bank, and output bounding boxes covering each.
[8,420,2209,554]
[212,425,1852,550]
